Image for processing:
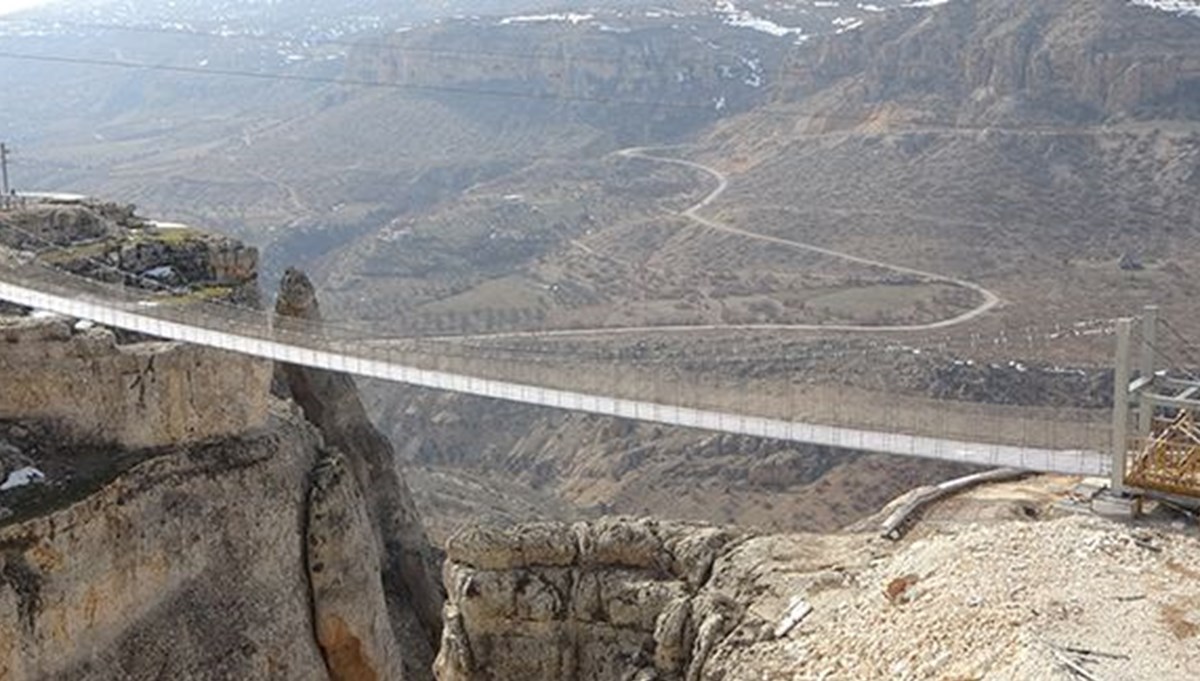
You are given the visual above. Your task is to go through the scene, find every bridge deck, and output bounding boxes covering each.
[0,271,1110,476]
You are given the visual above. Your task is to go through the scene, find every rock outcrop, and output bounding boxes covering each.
[354,19,790,143]
[275,268,444,679]
[0,200,260,305]
[0,405,329,680]
[780,0,1200,127]
[307,452,407,681]
[434,492,1200,681]
[0,213,440,680]
[435,518,749,681]
[0,315,271,449]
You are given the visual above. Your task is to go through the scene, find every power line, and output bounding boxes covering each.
[0,48,751,112]
[0,47,1156,136]
[0,16,641,67]
[0,12,1168,136]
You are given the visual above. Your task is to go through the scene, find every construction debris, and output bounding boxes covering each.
[773,597,812,639]
[879,468,1028,540]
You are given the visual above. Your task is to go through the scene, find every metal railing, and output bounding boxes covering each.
[0,257,1111,476]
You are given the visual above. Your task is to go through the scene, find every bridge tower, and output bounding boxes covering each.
[1115,305,1200,503]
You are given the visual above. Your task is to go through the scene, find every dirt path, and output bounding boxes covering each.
[426,146,1002,341]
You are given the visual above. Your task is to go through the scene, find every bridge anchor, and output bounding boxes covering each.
[1115,306,1200,506]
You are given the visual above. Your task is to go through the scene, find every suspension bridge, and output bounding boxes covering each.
[2,145,1198,499]
[0,250,1117,474]
[5,247,1200,503]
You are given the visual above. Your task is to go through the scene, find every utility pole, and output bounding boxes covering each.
[0,142,10,197]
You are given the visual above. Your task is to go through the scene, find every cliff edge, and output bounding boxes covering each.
[0,204,443,680]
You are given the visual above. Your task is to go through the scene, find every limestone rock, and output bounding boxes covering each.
[0,406,328,680]
[308,451,406,681]
[446,521,578,570]
[783,0,1200,128]
[436,518,748,681]
[0,439,30,480]
[275,268,444,679]
[0,316,272,450]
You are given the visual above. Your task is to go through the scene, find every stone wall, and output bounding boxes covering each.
[0,316,271,449]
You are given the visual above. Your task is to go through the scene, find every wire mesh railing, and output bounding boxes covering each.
[0,254,1113,475]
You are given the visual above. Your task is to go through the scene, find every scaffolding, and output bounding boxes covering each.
[1117,306,1200,501]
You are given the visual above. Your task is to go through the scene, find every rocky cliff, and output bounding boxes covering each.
[350,16,790,143]
[275,268,445,679]
[0,200,260,305]
[779,0,1200,128]
[0,212,442,680]
[435,518,749,680]
[0,404,329,680]
[307,451,409,681]
[0,316,271,450]
[436,478,1200,680]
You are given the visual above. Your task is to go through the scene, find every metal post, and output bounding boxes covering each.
[0,143,9,207]
[0,143,9,197]
[1111,318,1133,493]
[1137,305,1158,440]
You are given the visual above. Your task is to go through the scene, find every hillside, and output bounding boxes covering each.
[2,2,1200,680]
[341,0,1198,536]
[701,0,1200,339]
[3,0,1199,617]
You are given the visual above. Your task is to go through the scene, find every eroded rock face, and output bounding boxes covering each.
[784,0,1200,126]
[0,316,272,450]
[308,451,406,681]
[0,405,328,680]
[276,268,444,679]
[435,518,748,681]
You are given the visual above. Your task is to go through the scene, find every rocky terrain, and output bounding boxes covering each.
[0,199,260,304]
[705,0,1200,335]
[1,198,1199,681]
[339,0,1198,536]
[1,403,331,680]
[435,476,1200,680]
[2,1,1199,678]
[0,205,443,679]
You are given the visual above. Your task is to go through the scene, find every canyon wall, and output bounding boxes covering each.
[0,406,327,680]
[0,316,272,450]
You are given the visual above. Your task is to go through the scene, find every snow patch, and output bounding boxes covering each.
[833,16,865,32]
[1129,0,1200,16]
[143,265,177,281]
[715,0,808,43]
[499,13,594,26]
[740,55,764,87]
[1,467,45,492]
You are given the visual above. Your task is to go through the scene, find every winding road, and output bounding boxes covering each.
[431,146,1002,340]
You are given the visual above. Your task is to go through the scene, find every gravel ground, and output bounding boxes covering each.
[708,479,1200,680]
